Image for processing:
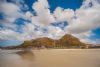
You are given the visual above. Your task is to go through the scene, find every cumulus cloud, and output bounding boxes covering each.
[7,0,29,11]
[66,0,100,34]
[0,2,22,23]
[64,0,100,44]
[0,0,27,40]
[0,0,100,44]
[32,0,55,26]
[53,7,75,24]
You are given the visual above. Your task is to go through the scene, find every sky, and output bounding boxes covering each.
[0,0,100,47]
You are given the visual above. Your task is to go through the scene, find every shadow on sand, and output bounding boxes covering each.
[15,50,35,61]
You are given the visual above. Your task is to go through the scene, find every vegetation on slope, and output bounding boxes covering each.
[18,34,89,49]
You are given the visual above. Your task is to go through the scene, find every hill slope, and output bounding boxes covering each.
[17,34,89,49]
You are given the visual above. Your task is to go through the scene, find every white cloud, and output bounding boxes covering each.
[53,7,75,24]
[67,0,100,33]
[0,2,23,23]
[72,31,94,44]
[46,26,65,39]
[0,0,100,44]
[25,11,33,20]
[8,0,29,11]
[32,0,55,26]
[0,0,27,41]
[63,0,100,44]
[0,29,20,40]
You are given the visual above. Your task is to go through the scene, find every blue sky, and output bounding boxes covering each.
[0,0,100,47]
[48,0,83,12]
[0,40,23,47]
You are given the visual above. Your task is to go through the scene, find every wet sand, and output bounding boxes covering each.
[0,49,100,67]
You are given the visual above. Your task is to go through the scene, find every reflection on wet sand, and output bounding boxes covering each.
[0,50,35,67]
[0,49,100,67]
[16,50,34,61]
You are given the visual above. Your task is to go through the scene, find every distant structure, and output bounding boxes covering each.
[90,45,100,48]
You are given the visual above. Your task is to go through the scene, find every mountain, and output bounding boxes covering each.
[18,37,54,48]
[0,34,92,49]
[16,34,90,49]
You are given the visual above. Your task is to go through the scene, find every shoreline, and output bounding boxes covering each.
[0,48,100,51]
